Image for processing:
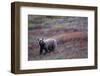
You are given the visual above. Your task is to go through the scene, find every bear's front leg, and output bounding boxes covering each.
[43,47,48,55]
[40,47,43,55]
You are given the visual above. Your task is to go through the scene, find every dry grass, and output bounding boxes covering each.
[28,31,88,60]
